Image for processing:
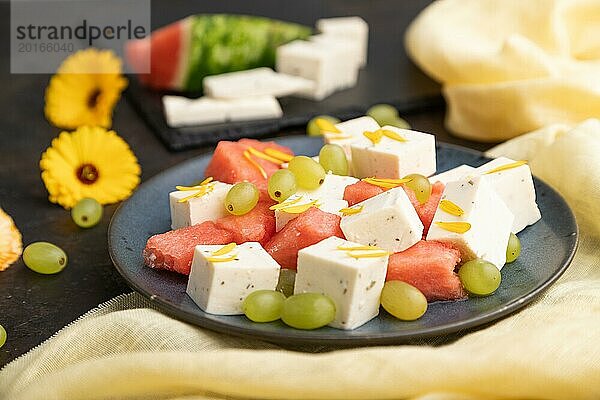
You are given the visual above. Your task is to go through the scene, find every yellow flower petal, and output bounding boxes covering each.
[439,199,465,216]
[212,243,237,256]
[434,221,472,234]
[40,126,140,209]
[0,208,22,272]
[483,160,528,175]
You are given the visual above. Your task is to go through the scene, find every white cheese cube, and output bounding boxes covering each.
[340,187,423,252]
[163,96,228,127]
[275,194,348,232]
[323,116,381,166]
[295,236,387,330]
[464,157,541,233]
[186,242,281,315]
[310,33,365,68]
[430,165,475,185]
[169,181,232,230]
[225,96,283,122]
[296,173,358,200]
[426,176,514,270]
[276,40,358,100]
[350,125,437,179]
[316,17,368,67]
[203,67,315,99]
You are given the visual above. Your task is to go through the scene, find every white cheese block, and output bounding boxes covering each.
[323,116,381,168]
[295,236,387,330]
[276,40,359,100]
[186,242,280,315]
[203,67,315,99]
[275,194,348,232]
[350,125,437,179]
[316,17,368,67]
[169,181,232,230]
[340,186,423,252]
[296,173,358,200]
[310,33,365,68]
[430,165,475,185]
[463,157,541,233]
[163,95,282,127]
[426,176,514,270]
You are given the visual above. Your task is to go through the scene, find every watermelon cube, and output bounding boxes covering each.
[264,207,345,269]
[143,221,234,275]
[343,180,386,206]
[404,181,445,237]
[387,240,465,302]
[215,201,276,246]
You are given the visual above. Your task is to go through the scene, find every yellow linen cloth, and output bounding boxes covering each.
[1,120,600,399]
[405,0,600,142]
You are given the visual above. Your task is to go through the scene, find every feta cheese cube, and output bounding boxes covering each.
[316,17,368,67]
[295,236,387,330]
[225,96,283,122]
[296,173,358,200]
[464,157,541,233]
[275,194,348,232]
[186,242,281,315]
[169,181,233,230]
[203,67,315,99]
[430,165,475,185]
[276,40,359,100]
[163,96,228,127]
[426,176,514,270]
[323,116,381,168]
[350,125,436,179]
[310,33,365,67]
[340,187,423,252]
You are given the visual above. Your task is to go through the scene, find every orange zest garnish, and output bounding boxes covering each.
[339,205,363,216]
[484,160,528,175]
[243,150,267,179]
[434,221,472,234]
[315,118,341,134]
[247,147,284,165]
[264,148,294,163]
[439,200,465,216]
[211,243,236,256]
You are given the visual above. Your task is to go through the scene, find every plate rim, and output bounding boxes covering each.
[108,139,579,345]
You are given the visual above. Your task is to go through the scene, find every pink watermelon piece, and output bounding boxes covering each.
[387,240,465,302]
[264,207,345,270]
[343,181,386,206]
[215,201,276,246]
[143,221,234,275]
[403,181,445,237]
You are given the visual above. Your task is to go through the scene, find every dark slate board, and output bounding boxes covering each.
[126,0,442,151]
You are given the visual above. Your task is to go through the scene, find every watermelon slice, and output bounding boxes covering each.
[143,221,234,275]
[343,181,386,206]
[264,207,345,269]
[387,240,465,302]
[215,201,276,246]
[204,139,293,196]
[125,15,311,92]
[404,181,445,237]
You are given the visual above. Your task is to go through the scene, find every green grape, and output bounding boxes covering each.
[268,169,297,203]
[458,259,501,296]
[307,115,340,136]
[380,281,427,321]
[281,293,336,330]
[319,144,349,176]
[276,268,296,297]
[403,174,432,204]
[0,324,6,349]
[287,156,326,190]
[386,117,411,129]
[23,242,68,275]
[506,233,521,263]
[225,182,259,215]
[366,104,399,125]
[71,198,103,228]
[243,290,286,323]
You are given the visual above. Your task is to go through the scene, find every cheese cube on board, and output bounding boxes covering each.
[426,176,514,270]
[296,173,358,200]
[276,40,359,100]
[316,17,368,67]
[186,242,280,315]
[295,236,388,330]
[203,67,315,99]
[310,33,365,68]
[225,96,283,122]
[350,125,436,179]
[430,165,475,185]
[163,96,228,127]
[275,194,348,232]
[169,181,233,230]
[340,187,423,253]
[464,157,541,233]
[323,116,381,167]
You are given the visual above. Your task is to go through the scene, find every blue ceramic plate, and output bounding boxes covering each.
[108,136,578,345]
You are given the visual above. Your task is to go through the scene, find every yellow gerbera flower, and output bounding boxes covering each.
[44,48,127,129]
[0,207,22,271]
[40,126,141,209]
